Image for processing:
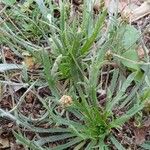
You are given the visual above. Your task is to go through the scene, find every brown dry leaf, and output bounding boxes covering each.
[105,0,139,11]
[25,92,35,103]
[121,1,150,22]
[137,45,145,59]
[0,81,28,93]
[104,0,150,22]
[130,1,150,22]
[10,143,25,150]
[144,118,150,127]
[3,47,14,61]
[134,127,146,145]
[134,119,150,145]
[0,138,10,149]
[91,0,140,14]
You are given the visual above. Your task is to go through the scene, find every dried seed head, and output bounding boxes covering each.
[59,95,73,107]
[105,50,113,61]
[121,9,133,22]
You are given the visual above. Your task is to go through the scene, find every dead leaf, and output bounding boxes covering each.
[0,64,23,72]
[0,138,10,149]
[121,1,150,22]
[0,81,28,92]
[131,1,150,22]
[144,118,150,127]
[134,127,146,144]
[3,47,14,61]
[104,0,136,12]
[134,118,150,145]
[93,0,129,14]
[137,45,145,59]
[25,92,35,103]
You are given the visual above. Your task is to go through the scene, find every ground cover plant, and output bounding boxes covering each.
[0,0,150,149]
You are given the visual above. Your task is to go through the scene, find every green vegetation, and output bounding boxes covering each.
[0,0,150,149]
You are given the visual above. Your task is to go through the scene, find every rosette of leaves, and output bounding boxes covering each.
[13,67,148,150]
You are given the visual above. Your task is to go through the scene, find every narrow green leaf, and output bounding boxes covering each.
[109,69,119,94]
[121,72,136,92]
[51,137,83,150]
[119,85,139,109]
[51,54,63,76]
[122,49,140,70]
[41,50,59,98]
[106,72,136,112]
[60,1,66,31]
[74,141,86,150]
[27,125,71,133]
[111,103,144,128]
[122,25,140,49]
[140,141,150,149]
[97,138,109,150]
[13,132,44,150]
[85,140,97,150]
[81,9,107,54]
[35,0,49,19]
[82,0,94,37]
[0,64,23,72]
[110,135,126,150]
[36,134,75,146]
[1,0,16,5]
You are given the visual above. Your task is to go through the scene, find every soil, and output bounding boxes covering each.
[0,0,150,149]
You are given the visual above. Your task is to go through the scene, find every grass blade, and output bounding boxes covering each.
[0,64,23,72]
[36,134,75,146]
[51,137,83,150]
[81,9,107,54]
[110,135,126,150]
[13,132,44,150]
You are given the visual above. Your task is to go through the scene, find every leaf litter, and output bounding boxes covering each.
[0,0,150,149]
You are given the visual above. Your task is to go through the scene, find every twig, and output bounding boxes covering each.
[9,81,37,113]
